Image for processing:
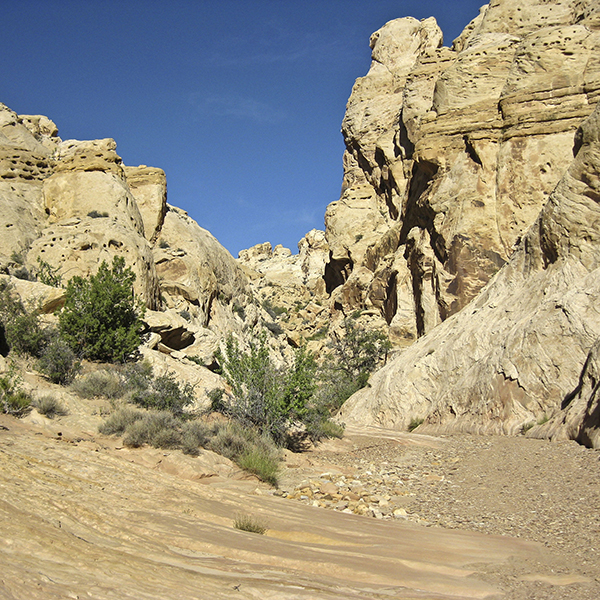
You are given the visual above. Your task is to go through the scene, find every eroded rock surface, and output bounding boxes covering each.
[341,101,600,445]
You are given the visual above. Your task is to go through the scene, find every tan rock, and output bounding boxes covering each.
[124,165,167,242]
[320,0,600,348]
[340,102,600,445]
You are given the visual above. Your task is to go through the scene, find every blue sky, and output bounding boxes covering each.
[2,0,485,257]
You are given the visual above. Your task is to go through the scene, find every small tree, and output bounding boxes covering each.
[0,282,48,357]
[59,257,145,362]
[318,318,391,412]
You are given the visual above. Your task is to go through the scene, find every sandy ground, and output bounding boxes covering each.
[1,385,599,599]
[279,426,600,600]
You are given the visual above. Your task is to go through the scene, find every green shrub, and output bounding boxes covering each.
[0,364,32,417]
[209,421,281,485]
[34,395,68,418]
[59,256,145,363]
[122,411,180,448]
[0,285,49,357]
[130,371,194,416]
[99,406,144,435]
[38,335,80,384]
[408,418,424,432]
[317,318,391,411]
[36,257,62,287]
[237,446,280,486]
[233,513,268,535]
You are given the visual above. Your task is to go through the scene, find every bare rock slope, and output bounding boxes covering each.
[341,100,600,445]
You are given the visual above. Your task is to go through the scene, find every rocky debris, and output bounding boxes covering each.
[279,429,600,600]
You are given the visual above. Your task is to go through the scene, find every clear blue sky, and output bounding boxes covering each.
[2,0,484,257]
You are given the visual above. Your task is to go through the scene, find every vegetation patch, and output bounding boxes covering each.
[59,256,145,363]
[233,513,268,535]
[33,395,68,418]
[0,364,32,417]
[408,418,424,432]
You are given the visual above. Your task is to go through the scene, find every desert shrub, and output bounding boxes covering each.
[59,256,145,363]
[122,411,180,448]
[0,285,48,357]
[99,406,144,435]
[209,421,280,485]
[0,364,32,417]
[36,257,62,287]
[317,318,391,411]
[87,210,109,218]
[217,334,341,447]
[302,410,344,442]
[186,355,204,366]
[261,299,287,319]
[120,360,153,393]
[209,421,254,459]
[34,395,68,418]
[207,388,226,412]
[408,418,424,432]
[130,371,194,416]
[158,239,170,249]
[151,425,183,449]
[237,446,279,486]
[180,420,210,455]
[233,513,268,535]
[72,369,126,399]
[179,309,191,321]
[12,266,34,281]
[38,335,80,384]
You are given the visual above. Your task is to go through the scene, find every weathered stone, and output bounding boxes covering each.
[341,102,600,445]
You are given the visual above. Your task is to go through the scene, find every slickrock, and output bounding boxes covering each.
[0,405,565,600]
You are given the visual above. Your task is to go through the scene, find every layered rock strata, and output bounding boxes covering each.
[340,101,600,446]
[325,0,600,348]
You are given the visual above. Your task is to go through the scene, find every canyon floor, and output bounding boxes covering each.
[1,386,599,600]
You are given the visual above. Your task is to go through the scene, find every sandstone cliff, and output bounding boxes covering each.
[0,102,259,404]
[238,0,600,446]
[340,99,600,446]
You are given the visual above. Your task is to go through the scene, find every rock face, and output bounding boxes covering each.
[0,102,252,390]
[235,0,600,446]
[325,0,600,348]
[340,101,600,446]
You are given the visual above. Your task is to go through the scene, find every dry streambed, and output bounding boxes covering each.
[278,427,600,600]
